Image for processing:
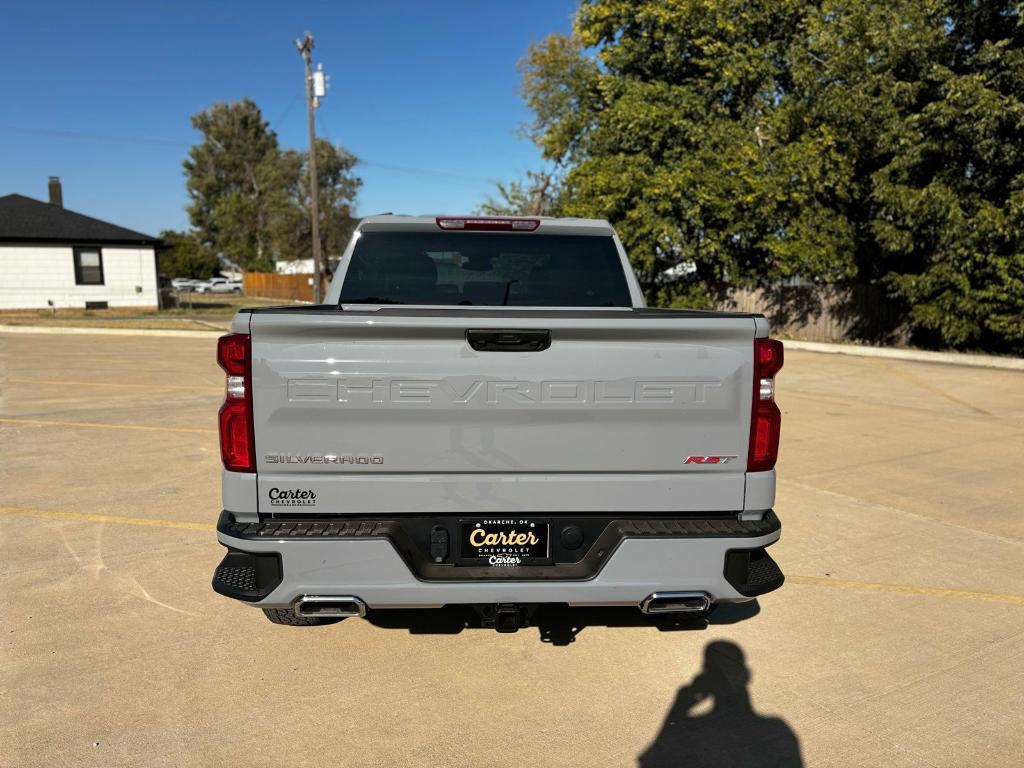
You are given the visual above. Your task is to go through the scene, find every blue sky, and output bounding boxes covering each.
[0,1,577,236]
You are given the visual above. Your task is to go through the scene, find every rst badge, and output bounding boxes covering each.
[683,455,739,465]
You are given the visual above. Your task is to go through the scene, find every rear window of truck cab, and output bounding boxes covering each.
[339,232,632,307]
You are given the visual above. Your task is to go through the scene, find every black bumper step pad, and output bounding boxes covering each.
[723,547,785,597]
[211,549,283,602]
[214,563,256,592]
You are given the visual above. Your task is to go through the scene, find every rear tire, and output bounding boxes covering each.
[262,607,343,626]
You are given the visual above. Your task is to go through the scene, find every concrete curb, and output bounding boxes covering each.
[784,339,1024,371]
[0,324,224,339]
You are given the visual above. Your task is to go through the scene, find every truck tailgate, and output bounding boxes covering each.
[247,310,757,514]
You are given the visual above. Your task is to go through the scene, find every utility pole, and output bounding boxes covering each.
[296,33,324,303]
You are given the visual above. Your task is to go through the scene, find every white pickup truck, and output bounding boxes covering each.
[212,215,785,631]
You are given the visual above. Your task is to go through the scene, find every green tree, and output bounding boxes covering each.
[183,99,300,272]
[520,0,1024,352]
[521,4,822,309]
[275,139,362,264]
[866,1,1024,349]
[773,0,1024,349]
[156,230,221,279]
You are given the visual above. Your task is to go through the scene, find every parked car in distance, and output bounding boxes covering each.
[171,277,198,291]
[195,278,242,294]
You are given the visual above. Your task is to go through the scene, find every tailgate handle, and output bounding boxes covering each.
[466,329,551,352]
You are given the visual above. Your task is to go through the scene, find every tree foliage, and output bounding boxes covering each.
[156,230,221,279]
[519,0,1024,352]
[478,170,560,216]
[184,99,294,272]
[275,139,361,264]
[183,99,361,273]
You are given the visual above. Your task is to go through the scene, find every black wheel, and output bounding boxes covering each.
[262,607,343,626]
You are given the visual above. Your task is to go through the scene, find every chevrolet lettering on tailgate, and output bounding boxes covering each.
[285,376,723,406]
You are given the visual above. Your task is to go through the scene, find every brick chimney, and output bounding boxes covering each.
[48,176,63,208]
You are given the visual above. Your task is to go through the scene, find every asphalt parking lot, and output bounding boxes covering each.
[2,330,1022,767]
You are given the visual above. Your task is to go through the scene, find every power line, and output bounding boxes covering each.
[272,92,304,129]
[313,113,498,184]
[0,123,501,184]
[358,159,499,185]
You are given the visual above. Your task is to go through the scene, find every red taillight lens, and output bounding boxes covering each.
[749,399,782,471]
[755,337,784,378]
[217,334,254,472]
[748,338,784,472]
[217,333,248,376]
[219,399,253,471]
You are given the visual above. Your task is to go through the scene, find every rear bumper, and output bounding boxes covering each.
[212,511,783,609]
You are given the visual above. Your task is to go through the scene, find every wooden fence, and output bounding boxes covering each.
[243,273,314,303]
[724,285,909,345]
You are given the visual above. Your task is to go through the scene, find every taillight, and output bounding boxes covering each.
[435,216,540,231]
[747,338,784,472]
[217,333,255,472]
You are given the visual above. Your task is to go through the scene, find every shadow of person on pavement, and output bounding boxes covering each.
[638,641,802,768]
[533,600,760,646]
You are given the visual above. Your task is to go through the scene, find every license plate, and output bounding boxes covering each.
[459,519,550,565]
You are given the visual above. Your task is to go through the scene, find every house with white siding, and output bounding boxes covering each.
[0,178,163,310]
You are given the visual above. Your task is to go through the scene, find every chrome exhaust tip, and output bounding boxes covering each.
[294,595,367,619]
[640,591,712,615]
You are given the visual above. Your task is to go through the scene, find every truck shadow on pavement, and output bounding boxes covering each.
[638,640,803,768]
[362,601,760,646]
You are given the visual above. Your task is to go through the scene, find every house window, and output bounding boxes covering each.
[73,247,104,285]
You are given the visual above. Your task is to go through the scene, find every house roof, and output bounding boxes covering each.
[0,194,162,246]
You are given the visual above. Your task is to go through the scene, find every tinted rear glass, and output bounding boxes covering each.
[339,232,631,307]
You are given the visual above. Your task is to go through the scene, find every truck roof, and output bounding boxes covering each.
[357,214,617,237]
